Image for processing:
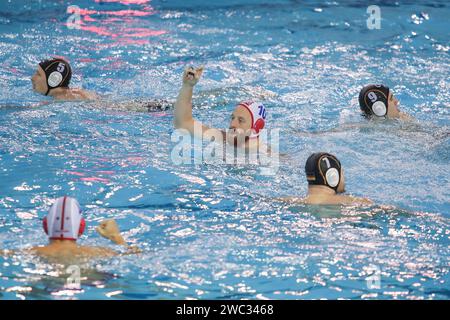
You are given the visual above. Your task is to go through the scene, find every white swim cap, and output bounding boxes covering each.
[237,101,267,138]
[43,196,85,241]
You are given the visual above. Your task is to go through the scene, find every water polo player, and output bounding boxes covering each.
[31,58,97,100]
[279,153,372,205]
[174,66,269,153]
[358,84,412,120]
[32,57,172,111]
[1,196,140,263]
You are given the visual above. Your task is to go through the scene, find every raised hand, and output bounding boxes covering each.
[182,66,204,87]
[96,219,125,245]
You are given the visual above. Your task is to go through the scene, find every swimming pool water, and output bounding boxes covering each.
[0,0,449,299]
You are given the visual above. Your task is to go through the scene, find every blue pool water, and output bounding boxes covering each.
[0,0,449,299]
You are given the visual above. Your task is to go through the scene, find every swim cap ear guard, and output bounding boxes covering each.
[358,84,389,117]
[325,167,340,188]
[237,101,267,138]
[305,152,342,192]
[43,196,85,241]
[38,58,72,96]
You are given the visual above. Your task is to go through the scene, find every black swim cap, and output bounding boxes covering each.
[358,84,390,117]
[305,152,342,192]
[38,58,72,95]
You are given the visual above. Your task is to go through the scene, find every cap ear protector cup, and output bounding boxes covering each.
[253,118,265,133]
[43,216,48,235]
[372,101,387,117]
[47,71,63,88]
[325,167,340,188]
[78,218,86,237]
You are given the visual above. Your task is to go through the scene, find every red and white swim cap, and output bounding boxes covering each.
[43,196,85,241]
[237,101,267,138]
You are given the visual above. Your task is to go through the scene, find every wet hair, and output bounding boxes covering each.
[38,58,72,95]
[305,152,342,192]
[358,84,390,117]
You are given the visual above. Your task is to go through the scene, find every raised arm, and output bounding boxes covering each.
[174,66,222,140]
[96,220,141,254]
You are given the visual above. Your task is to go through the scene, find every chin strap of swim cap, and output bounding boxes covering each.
[305,152,342,192]
[38,58,72,96]
[43,196,85,241]
[358,84,390,117]
[237,101,267,138]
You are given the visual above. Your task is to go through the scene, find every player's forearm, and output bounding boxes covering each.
[109,234,127,246]
[110,236,142,255]
[174,84,194,128]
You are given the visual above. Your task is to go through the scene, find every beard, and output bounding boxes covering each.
[227,128,254,147]
[226,128,250,147]
[231,136,250,148]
